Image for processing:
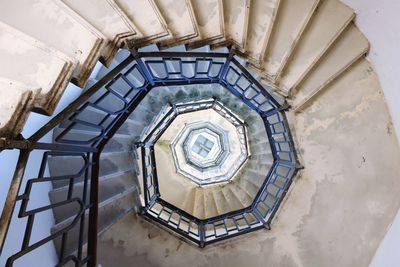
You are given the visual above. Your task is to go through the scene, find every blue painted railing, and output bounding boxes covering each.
[0,48,300,266]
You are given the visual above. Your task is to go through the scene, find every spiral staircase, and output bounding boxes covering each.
[1,1,400,267]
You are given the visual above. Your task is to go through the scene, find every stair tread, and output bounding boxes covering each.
[49,169,137,224]
[212,189,230,215]
[221,186,245,211]
[0,78,35,137]
[0,22,74,117]
[220,0,250,50]
[61,0,139,64]
[228,183,253,207]
[49,151,134,189]
[245,0,280,63]
[262,0,320,79]
[51,187,137,257]
[279,0,355,95]
[203,189,219,218]
[0,0,105,87]
[236,177,259,199]
[192,187,205,219]
[293,23,369,110]
[154,0,199,48]
[188,0,225,48]
[114,0,170,44]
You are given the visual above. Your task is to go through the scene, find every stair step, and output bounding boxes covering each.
[53,128,133,152]
[218,0,250,50]
[236,176,259,198]
[192,187,205,219]
[293,23,369,111]
[49,169,137,224]
[221,186,244,211]
[51,186,137,258]
[243,169,265,187]
[234,181,256,203]
[245,0,280,64]
[279,0,355,95]
[251,153,275,164]
[212,189,230,215]
[0,78,35,137]
[0,22,74,116]
[49,151,134,189]
[0,0,105,87]
[261,0,320,80]
[114,0,170,44]
[154,0,199,48]
[95,49,131,80]
[188,0,225,48]
[247,160,273,173]
[228,184,253,207]
[182,187,197,214]
[203,189,219,218]
[250,144,274,155]
[60,0,139,65]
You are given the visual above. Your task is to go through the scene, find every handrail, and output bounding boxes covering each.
[0,48,300,266]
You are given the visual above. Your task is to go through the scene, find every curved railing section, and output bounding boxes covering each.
[0,49,300,266]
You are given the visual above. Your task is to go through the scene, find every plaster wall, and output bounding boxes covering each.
[341,1,400,266]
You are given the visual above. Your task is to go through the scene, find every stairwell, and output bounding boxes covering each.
[0,1,400,267]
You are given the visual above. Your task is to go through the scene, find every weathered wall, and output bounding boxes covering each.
[341,1,400,266]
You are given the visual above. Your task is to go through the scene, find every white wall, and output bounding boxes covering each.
[0,83,82,266]
[341,1,400,266]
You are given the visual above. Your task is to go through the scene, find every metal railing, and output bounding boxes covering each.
[0,48,300,266]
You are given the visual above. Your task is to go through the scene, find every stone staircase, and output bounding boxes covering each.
[3,1,400,266]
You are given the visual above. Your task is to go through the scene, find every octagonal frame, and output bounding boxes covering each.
[150,102,249,185]
[2,47,301,264]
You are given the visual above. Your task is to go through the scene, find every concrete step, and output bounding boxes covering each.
[232,181,254,206]
[51,186,137,258]
[251,153,275,164]
[247,159,273,173]
[182,187,197,215]
[261,0,320,80]
[217,0,250,50]
[279,0,355,96]
[60,0,140,65]
[0,0,105,87]
[53,128,133,152]
[49,151,134,189]
[236,176,259,199]
[192,187,205,219]
[228,183,253,207]
[212,189,230,215]
[95,49,130,80]
[114,0,170,45]
[0,22,74,117]
[49,169,137,224]
[153,0,199,48]
[57,106,141,136]
[293,23,369,111]
[0,78,36,138]
[187,0,225,49]
[245,0,280,64]
[243,169,265,187]
[203,189,219,218]
[221,186,245,211]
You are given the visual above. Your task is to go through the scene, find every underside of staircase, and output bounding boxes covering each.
[1,1,400,267]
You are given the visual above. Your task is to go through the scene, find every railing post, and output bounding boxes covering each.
[199,222,206,248]
[0,151,30,255]
[130,48,155,87]
[87,152,100,267]
[218,51,234,82]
